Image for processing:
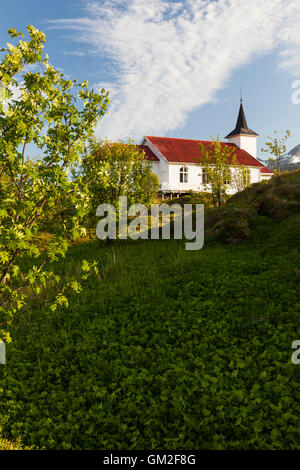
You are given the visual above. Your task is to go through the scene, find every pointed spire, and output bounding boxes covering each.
[225,100,258,139]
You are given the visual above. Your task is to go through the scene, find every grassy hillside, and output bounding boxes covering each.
[1,172,300,450]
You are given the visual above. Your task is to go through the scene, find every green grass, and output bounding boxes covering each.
[1,173,300,450]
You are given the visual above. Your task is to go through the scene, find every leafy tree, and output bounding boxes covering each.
[197,136,247,207]
[75,138,157,230]
[143,171,160,201]
[261,130,291,174]
[0,26,109,341]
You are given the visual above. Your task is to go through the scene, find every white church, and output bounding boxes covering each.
[137,101,273,197]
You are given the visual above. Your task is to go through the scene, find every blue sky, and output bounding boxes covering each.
[1,0,300,159]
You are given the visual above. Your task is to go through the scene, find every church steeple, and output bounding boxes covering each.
[225,101,258,139]
[225,99,259,159]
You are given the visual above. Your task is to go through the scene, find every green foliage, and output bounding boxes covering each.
[167,192,215,207]
[261,130,291,174]
[0,26,109,341]
[0,28,299,453]
[144,171,160,200]
[75,138,157,229]
[0,435,31,450]
[197,136,249,207]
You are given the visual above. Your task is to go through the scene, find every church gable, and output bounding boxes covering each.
[136,144,159,161]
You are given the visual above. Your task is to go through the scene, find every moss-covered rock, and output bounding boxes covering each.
[205,206,255,244]
[272,183,300,201]
[205,170,300,244]
[255,194,300,219]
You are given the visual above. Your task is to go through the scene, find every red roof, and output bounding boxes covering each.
[260,166,273,174]
[144,136,265,167]
[136,144,159,161]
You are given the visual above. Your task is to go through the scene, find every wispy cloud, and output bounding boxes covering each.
[62,50,86,57]
[49,0,300,141]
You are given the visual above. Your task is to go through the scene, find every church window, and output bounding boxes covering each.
[180,166,188,183]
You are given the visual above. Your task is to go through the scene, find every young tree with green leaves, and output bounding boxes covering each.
[231,165,250,193]
[197,136,248,207]
[75,138,158,230]
[0,26,109,342]
[261,130,291,174]
[142,171,160,201]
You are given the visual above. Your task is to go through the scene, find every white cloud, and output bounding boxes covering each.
[63,50,86,57]
[49,0,300,141]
